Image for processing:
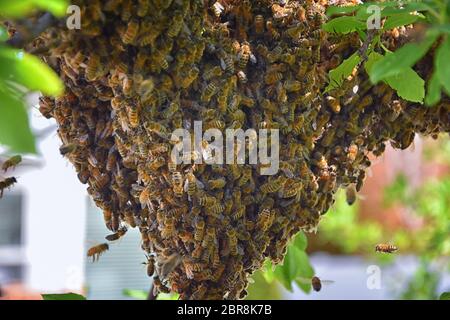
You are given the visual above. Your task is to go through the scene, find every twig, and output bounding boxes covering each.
[6,13,56,48]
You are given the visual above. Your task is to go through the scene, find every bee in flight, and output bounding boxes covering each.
[297,276,335,292]
[375,244,398,253]
[87,243,109,262]
[2,155,22,172]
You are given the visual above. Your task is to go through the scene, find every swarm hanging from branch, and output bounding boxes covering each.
[31,0,449,300]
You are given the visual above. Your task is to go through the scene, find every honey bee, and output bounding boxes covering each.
[347,144,358,162]
[208,178,226,190]
[237,42,251,69]
[137,0,149,17]
[201,82,218,103]
[181,67,200,89]
[167,11,184,38]
[145,255,155,277]
[264,72,283,85]
[122,19,139,44]
[257,208,274,232]
[85,54,102,81]
[105,226,127,241]
[375,244,398,253]
[157,253,183,280]
[226,228,238,256]
[261,176,286,194]
[254,15,265,34]
[59,143,77,156]
[326,96,341,113]
[87,243,109,262]
[266,19,280,40]
[345,184,357,205]
[1,155,22,172]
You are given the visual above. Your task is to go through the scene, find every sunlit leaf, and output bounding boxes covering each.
[41,293,86,300]
[326,5,360,16]
[322,16,366,34]
[425,71,442,107]
[435,37,450,96]
[325,52,360,92]
[293,231,307,251]
[157,293,179,300]
[369,33,438,83]
[385,68,425,103]
[262,259,276,284]
[0,85,36,153]
[383,13,421,30]
[0,0,68,17]
[0,46,64,96]
[122,289,147,300]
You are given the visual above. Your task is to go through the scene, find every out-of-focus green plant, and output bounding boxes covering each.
[41,293,86,300]
[247,231,315,297]
[0,0,67,154]
[123,288,179,300]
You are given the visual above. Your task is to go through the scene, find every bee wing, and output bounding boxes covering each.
[321,280,335,286]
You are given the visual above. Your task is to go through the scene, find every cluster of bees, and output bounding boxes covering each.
[32,0,449,299]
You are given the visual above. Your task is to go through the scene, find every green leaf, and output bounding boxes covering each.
[325,52,361,92]
[157,293,179,300]
[0,85,36,153]
[385,68,425,103]
[383,13,420,30]
[425,71,442,107]
[366,51,425,103]
[0,26,8,42]
[294,251,315,294]
[369,33,438,83]
[293,231,307,251]
[322,16,366,34]
[122,289,147,300]
[435,37,450,96]
[262,259,276,284]
[0,46,64,96]
[0,0,68,17]
[326,5,360,16]
[41,293,86,300]
[439,292,450,300]
[32,0,69,17]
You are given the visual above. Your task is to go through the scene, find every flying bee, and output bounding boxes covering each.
[2,155,22,172]
[298,276,335,292]
[87,243,109,262]
[105,226,127,241]
[375,244,398,253]
[0,177,17,198]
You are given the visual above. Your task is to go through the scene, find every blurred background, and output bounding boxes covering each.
[0,94,449,300]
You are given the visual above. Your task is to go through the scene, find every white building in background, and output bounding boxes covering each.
[0,97,149,299]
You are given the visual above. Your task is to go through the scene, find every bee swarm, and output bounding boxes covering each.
[35,0,449,300]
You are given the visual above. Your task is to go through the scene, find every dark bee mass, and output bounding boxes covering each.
[33,0,449,299]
